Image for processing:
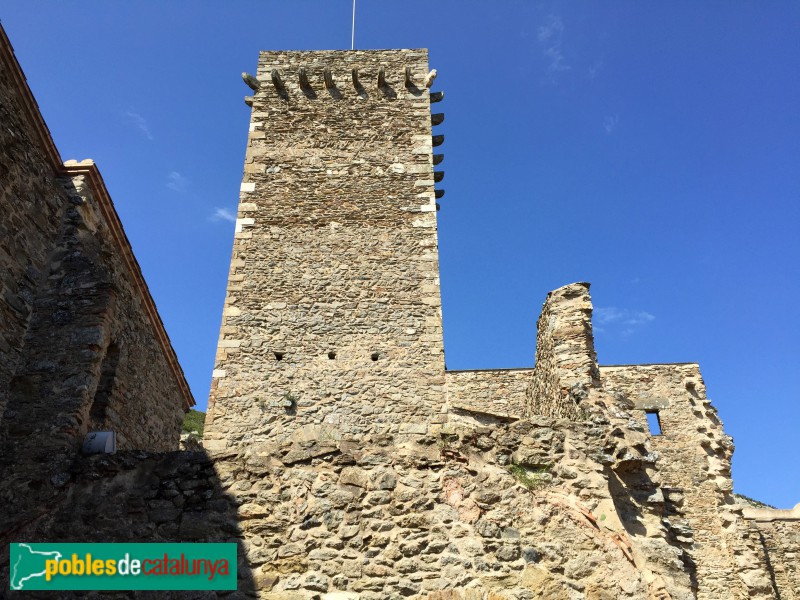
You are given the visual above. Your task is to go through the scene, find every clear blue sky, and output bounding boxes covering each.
[3,2,798,507]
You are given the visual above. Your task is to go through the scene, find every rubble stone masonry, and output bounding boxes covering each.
[2,23,798,599]
[601,364,773,598]
[445,369,532,420]
[0,31,65,421]
[205,50,446,453]
[0,24,192,544]
[527,283,600,420]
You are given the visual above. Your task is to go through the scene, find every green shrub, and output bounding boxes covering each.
[182,409,206,436]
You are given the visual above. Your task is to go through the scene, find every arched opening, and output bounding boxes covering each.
[90,342,120,424]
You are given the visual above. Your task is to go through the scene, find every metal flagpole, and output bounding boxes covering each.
[351,0,356,50]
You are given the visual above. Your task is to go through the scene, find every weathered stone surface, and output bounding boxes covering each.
[527,282,599,420]
[205,50,446,453]
[743,516,800,599]
[446,368,532,419]
[1,28,797,600]
[0,24,192,544]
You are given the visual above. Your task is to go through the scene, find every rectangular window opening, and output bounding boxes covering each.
[645,411,662,436]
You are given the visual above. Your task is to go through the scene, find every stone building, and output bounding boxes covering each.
[0,22,193,539]
[1,23,798,600]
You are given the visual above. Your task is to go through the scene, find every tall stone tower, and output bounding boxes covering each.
[205,50,446,452]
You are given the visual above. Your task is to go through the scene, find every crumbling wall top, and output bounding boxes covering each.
[526,282,599,419]
[742,503,800,522]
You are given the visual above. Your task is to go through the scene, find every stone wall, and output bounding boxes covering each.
[206,50,446,453]
[201,273,715,599]
[445,369,532,419]
[0,165,192,534]
[58,171,189,451]
[753,519,800,598]
[205,414,699,599]
[0,25,67,421]
[600,364,775,599]
[3,413,700,599]
[527,283,599,419]
[741,505,800,599]
[2,450,257,598]
[0,24,193,541]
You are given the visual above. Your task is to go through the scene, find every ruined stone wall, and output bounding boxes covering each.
[749,518,800,599]
[4,414,700,600]
[527,283,599,419]
[207,415,699,600]
[738,504,800,599]
[206,50,446,453]
[599,364,775,599]
[445,369,531,419]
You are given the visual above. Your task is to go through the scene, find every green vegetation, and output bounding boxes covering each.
[182,409,206,436]
[508,463,552,490]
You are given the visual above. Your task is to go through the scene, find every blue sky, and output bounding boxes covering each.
[3,2,798,508]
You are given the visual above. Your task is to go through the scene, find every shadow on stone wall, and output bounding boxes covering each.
[607,462,698,597]
[1,449,256,598]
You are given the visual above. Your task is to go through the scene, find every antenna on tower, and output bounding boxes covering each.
[351,0,356,50]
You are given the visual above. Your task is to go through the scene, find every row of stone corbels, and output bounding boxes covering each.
[243,66,439,96]
[429,76,446,205]
[241,64,446,203]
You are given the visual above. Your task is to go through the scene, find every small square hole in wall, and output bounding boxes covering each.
[274,352,284,361]
[328,351,336,360]
[645,411,662,436]
[370,352,380,361]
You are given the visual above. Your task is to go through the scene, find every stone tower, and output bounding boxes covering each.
[205,50,447,452]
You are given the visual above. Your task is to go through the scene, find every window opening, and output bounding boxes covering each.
[645,411,662,436]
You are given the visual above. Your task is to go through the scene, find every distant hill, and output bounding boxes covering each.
[735,493,776,510]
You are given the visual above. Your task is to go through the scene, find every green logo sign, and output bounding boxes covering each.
[9,543,237,590]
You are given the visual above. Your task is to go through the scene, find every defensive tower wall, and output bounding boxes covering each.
[205,50,447,452]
